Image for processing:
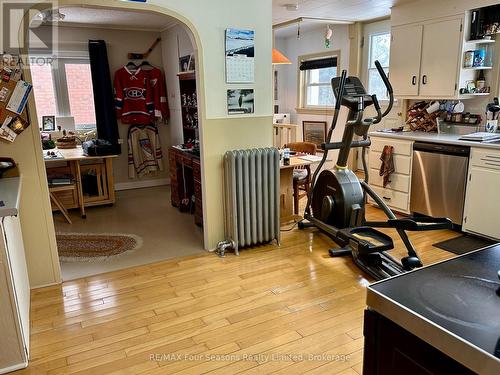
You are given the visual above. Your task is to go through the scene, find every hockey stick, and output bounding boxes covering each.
[128,37,161,60]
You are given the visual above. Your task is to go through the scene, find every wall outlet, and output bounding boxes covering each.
[118,138,124,145]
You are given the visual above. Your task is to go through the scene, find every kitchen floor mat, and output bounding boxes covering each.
[433,234,498,255]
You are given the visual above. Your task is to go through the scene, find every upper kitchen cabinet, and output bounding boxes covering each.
[389,24,423,97]
[390,17,463,99]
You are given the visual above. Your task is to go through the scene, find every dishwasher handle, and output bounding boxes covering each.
[413,142,470,157]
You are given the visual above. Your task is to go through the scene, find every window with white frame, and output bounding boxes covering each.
[30,57,96,131]
[299,53,338,109]
[367,32,391,100]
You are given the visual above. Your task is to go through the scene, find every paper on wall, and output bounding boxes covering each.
[0,116,16,142]
[6,80,32,114]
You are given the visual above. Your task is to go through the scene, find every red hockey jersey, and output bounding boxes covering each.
[144,67,170,123]
[114,67,154,124]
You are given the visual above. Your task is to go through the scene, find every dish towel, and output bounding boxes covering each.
[379,145,395,188]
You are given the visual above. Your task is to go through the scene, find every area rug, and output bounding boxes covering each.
[433,234,497,255]
[56,232,143,262]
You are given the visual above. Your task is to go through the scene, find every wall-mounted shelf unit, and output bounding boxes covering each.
[466,39,495,44]
[462,66,493,70]
[177,72,199,143]
[458,93,490,99]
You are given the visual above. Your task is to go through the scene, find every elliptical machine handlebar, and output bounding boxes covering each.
[374,60,394,118]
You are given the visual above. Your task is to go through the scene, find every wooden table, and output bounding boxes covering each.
[280,156,314,225]
[44,146,118,218]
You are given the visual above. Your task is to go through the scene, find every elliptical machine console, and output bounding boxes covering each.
[299,61,453,280]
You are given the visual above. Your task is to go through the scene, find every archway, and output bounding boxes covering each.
[21,0,208,280]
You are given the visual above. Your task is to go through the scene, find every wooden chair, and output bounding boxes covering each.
[285,142,317,215]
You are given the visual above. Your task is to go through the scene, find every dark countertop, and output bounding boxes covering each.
[0,177,21,217]
[367,245,500,375]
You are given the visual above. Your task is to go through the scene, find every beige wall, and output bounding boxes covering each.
[0,0,272,287]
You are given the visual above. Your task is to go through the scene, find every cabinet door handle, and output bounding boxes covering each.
[422,75,428,85]
[383,196,391,201]
[412,76,417,85]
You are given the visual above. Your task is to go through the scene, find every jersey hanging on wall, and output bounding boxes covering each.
[144,67,170,123]
[114,67,154,124]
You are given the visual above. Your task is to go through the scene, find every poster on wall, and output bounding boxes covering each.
[227,89,254,115]
[225,28,255,83]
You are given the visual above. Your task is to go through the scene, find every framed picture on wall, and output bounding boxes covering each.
[179,55,191,72]
[303,120,327,151]
[42,115,56,131]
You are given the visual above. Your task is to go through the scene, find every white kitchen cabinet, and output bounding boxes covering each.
[419,18,463,98]
[368,137,414,214]
[389,24,423,97]
[390,17,463,98]
[463,148,500,240]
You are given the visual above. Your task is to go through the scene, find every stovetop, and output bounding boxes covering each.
[370,245,500,360]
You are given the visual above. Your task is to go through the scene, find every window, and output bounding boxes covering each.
[298,52,339,111]
[30,58,96,131]
[367,32,391,100]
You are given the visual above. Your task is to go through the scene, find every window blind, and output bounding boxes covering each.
[299,56,337,71]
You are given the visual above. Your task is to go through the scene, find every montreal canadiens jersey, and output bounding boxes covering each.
[114,67,154,124]
[144,67,170,122]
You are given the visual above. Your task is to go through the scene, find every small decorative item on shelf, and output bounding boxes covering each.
[464,51,474,68]
[476,70,486,91]
[473,49,486,67]
[484,22,500,37]
[56,130,77,149]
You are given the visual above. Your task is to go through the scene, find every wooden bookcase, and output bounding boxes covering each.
[178,72,199,143]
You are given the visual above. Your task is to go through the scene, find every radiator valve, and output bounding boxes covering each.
[215,239,237,257]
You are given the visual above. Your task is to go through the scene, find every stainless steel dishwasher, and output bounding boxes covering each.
[410,142,470,225]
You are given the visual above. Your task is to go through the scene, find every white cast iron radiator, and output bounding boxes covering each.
[216,148,280,256]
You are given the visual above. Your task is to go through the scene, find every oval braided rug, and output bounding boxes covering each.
[56,232,143,262]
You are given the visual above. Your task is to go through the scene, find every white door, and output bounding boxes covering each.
[419,18,463,98]
[463,166,500,239]
[389,24,423,97]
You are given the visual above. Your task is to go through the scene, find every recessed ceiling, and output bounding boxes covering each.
[272,0,412,25]
[50,6,178,31]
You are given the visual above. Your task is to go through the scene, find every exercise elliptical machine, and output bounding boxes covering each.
[298,61,452,280]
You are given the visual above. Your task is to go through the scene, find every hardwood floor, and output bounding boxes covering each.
[18,206,459,375]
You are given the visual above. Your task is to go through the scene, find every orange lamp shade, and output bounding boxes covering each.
[272,48,291,65]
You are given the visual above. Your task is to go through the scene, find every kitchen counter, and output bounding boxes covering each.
[369,130,500,149]
[366,245,500,375]
[0,177,21,217]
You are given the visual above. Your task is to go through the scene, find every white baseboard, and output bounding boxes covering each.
[115,178,170,191]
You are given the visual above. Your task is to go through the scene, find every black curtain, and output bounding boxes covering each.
[300,56,337,71]
[88,40,120,153]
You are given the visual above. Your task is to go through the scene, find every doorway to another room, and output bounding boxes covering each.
[29,6,204,280]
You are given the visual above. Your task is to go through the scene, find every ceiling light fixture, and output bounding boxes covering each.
[284,3,298,11]
[39,9,66,22]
